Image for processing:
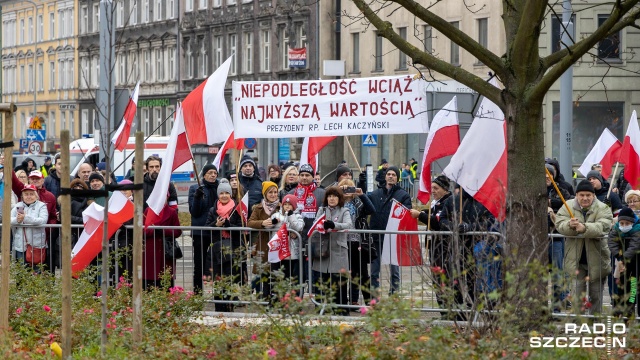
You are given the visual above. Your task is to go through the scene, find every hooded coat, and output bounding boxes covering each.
[188,179,219,239]
[546,158,575,196]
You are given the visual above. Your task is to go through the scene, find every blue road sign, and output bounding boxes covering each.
[26,129,46,141]
[362,134,378,147]
[19,139,28,149]
[244,138,257,150]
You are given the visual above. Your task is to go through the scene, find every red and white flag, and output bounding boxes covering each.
[306,213,326,238]
[300,136,336,171]
[381,199,422,266]
[235,192,249,224]
[268,223,291,263]
[578,128,622,180]
[182,56,234,145]
[111,81,140,151]
[443,78,507,221]
[417,96,460,204]
[145,104,193,226]
[620,110,640,189]
[71,191,134,276]
[212,131,244,170]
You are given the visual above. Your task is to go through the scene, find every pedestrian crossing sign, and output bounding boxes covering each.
[362,134,378,147]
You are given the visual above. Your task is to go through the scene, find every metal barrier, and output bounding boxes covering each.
[399,176,418,200]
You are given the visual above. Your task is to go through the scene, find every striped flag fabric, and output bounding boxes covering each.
[306,213,326,238]
[111,81,140,151]
[299,136,336,172]
[235,192,249,224]
[577,128,622,180]
[620,110,640,188]
[381,199,422,266]
[268,223,291,263]
[212,131,244,170]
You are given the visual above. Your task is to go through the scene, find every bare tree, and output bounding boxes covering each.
[348,0,640,325]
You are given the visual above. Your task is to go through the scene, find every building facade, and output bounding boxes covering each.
[2,0,79,152]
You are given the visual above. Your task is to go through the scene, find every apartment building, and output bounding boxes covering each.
[2,0,79,152]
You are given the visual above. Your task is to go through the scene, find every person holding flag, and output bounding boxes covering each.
[143,155,179,211]
[269,194,305,291]
[188,164,220,293]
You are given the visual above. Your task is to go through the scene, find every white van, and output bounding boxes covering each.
[69,136,194,183]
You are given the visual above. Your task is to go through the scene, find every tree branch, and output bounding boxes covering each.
[509,0,548,83]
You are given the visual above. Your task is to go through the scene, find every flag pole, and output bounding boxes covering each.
[427,193,432,230]
[344,136,362,172]
[545,167,574,218]
[192,159,201,187]
[606,162,620,200]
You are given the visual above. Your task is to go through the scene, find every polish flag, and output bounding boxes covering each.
[182,56,234,145]
[300,136,336,172]
[443,78,507,221]
[71,191,134,276]
[235,192,249,224]
[620,110,640,189]
[212,131,244,170]
[268,223,291,263]
[145,104,193,226]
[417,96,460,204]
[306,213,326,238]
[111,81,140,151]
[577,128,622,180]
[381,199,422,266]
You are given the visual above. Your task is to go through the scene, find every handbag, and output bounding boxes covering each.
[164,238,183,260]
[24,230,46,265]
[310,233,330,259]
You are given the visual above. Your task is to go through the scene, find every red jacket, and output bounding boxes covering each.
[142,205,182,280]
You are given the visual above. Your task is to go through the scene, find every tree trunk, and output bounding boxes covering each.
[502,98,551,328]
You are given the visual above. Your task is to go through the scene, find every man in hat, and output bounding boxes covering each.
[239,154,263,214]
[40,156,53,177]
[586,170,622,215]
[556,179,613,315]
[363,165,412,296]
[89,173,107,206]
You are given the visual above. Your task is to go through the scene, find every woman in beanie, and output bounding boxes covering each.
[608,207,640,317]
[279,166,299,200]
[205,178,243,312]
[247,181,281,300]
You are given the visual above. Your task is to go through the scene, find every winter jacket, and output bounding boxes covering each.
[417,192,452,231]
[142,173,178,210]
[11,172,57,225]
[279,182,298,201]
[365,184,412,231]
[608,222,640,261]
[546,158,575,196]
[205,199,243,272]
[311,206,353,273]
[439,192,497,233]
[547,185,573,213]
[14,157,36,175]
[44,169,63,199]
[271,208,305,260]
[594,184,623,214]
[344,195,376,242]
[142,206,182,280]
[11,200,48,252]
[69,196,89,241]
[247,202,281,271]
[188,179,219,239]
[239,173,263,213]
[556,198,613,280]
[288,184,326,241]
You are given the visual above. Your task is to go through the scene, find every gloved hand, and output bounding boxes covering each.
[324,220,335,229]
[287,210,294,216]
[603,197,612,208]
[458,222,470,234]
[194,186,205,199]
[272,218,279,225]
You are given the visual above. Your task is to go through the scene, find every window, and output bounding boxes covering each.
[69,111,75,138]
[155,0,163,21]
[280,27,289,70]
[49,111,55,135]
[551,14,575,54]
[186,41,193,79]
[20,19,24,44]
[143,0,149,23]
[91,56,99,87]
[351,33,360,73]
[130,0,137,25]
[423,25,432,54]
[228,0,236,5]
[49,61,55,89]
[38,63,43,90]
[117,1,124,27]
[213,0,222,7]
[156,48,164,81]
[81,6,88,34]
[213,35,222,70]
[58,61,64,89]
[186,0,194,12]
[154,108,161,135]
[165,106,174,136]
[198,40,207,78]
[374,32,383,71]
[61,112,66,133]
[49,12,55,39]
[28,64,33,91]
[20,65,24,92]
[199,0,207,10]
[261,30,270,72]
[28,17,32,43]
[229,34,237,75]
[167,0,175,19]
[598,15,620,60]
[58,10,65,38]
[82,110,89,135]
[129,51,139,82]
[119,53,127,84]
[37,14,43,41]
[398,27,407,69]
[80,57,88,88]
[142,108,150,135]
[476,18,488,65]
[450,21,460,66]
[93,4,99,32]
[244,32,253,73]
[144,49,152,81]
[168,47,176,80]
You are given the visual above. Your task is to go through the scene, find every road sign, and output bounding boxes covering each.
[244,138,257,150]
[29,141,42,155]
[19,139,28,149]
[362,134,378,147]
[26,129,46,141]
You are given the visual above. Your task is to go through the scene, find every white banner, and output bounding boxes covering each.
[232,75,429,138]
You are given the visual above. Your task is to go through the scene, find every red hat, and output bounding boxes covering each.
[22,184,37,192]
[282,194,298,206]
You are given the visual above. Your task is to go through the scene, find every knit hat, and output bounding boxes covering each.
[432,175,450,190]
[262,181,278,197]
[225,170,237,180]
[625,190,640,204]
[386,166,400,179]
[380,159,388,166]
[239,155,256,169]
[299,163,315,176]
[96,162,106,171]
[119,179,133,185]
[618,207,637,224]
[202,164,218,176]
[545,163,556,178]
[282,194,298,206]
[575,179,595,194]
[89,173,104,184]
[335,165,352,181]
[217,178,232,196]
[586,170,604,185]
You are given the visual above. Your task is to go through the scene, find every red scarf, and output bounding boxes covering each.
[294,182,318,219]
[216,200,235,238]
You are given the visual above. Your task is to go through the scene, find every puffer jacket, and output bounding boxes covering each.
[311,206,353,273]
[271,208,305,260]
[11,200,49,252]
[188,179,219,239]
[556,198,613,280]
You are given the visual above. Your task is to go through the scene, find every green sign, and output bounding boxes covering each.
[138,98,171,108]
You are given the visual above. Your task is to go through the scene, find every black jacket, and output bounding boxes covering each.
[142,173,178,210]
[365,184,412,231]
[595,184,623,214]
[545,158,575,196]
[44,169,62,199]
[417,192,451,231]
[439,192,497,233]
[188,179,219,239]
[547,185,573,213]
[239,173,263,213]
